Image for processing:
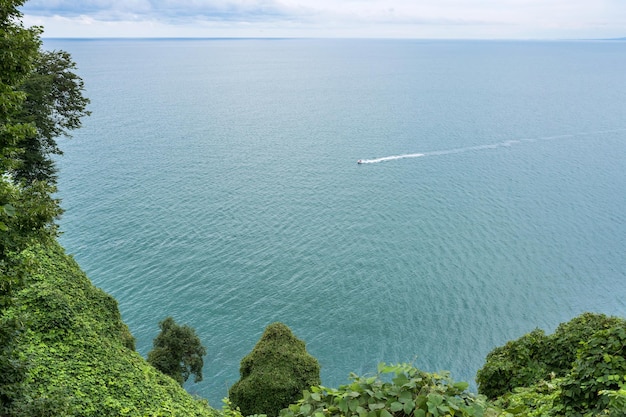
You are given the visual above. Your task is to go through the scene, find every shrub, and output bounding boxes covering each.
[229,322,320,417]
[476,329,549,399]
[477,313,626,400]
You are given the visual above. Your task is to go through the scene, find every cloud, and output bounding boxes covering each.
[19,0,626,39]
[21,0,300,22]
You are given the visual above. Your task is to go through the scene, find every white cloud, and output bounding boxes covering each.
[20,0,626,39]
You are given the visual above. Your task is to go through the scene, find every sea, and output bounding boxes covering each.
[45,38,626,404]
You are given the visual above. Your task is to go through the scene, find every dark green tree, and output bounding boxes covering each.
[229,322,321,417]
[14,49,90,183]
[147,317,206,386]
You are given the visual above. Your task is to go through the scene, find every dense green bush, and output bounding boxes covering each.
[476,313,626,400]
[229,322,320,417]
[281,363,500,417]
[476,329,549,399]
[477,313,626,417]
[543,313,624,375]
[559,323,626,416]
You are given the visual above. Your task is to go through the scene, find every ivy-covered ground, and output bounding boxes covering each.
[4,242,217,416]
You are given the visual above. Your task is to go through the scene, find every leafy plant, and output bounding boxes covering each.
[559,323,626,416]
[476,329,549,399]
[281,363,500,417]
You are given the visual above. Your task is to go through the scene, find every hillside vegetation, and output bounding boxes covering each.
[3,242,216,416]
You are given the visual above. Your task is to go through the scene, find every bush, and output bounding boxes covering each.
[477,313,626,400]
[476,329,549,399]
[228,323,320,417]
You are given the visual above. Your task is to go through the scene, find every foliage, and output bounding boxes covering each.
[477,313,626,417]
[544,313,625,375]
[559,323,626,416]
[1,0,46,304]
[229,322,321,417]
[148,316,207,386]
[476,313,626,400]
[281,363,501,417]
[476,329,549,399]
[1,242,216,416]
[14,49,90,183]
[492,378,562,417]
[0,1,47,411]
[221,398,266,417]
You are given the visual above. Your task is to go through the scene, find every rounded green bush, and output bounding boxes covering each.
[229,323,320,417]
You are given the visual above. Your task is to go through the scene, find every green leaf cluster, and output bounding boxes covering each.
[559,323,626,416]
[229,322,321,417]
[281,363,499,417]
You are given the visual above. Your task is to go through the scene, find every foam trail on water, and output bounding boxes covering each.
[359,153,425,164]
[357,128,626,165]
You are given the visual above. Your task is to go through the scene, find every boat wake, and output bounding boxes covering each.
[357,128,626,165]
[358,153,424,164]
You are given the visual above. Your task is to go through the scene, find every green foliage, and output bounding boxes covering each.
[559,323,626,416]
[476,313,626,400]
[544,313,625,375]
[477,313,626,417]
[1,242,216,416]
[281,363,500,417]
[476,329,549,399]
[599,384,626,417]
[492,378,562,417]
[221,398,267,417]
[15,49,90,183]
[148,316,207,386]
[229,322,321,417]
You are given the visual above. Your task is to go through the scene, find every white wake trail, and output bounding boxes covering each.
[358,153,424,164]
[357,127,626,165]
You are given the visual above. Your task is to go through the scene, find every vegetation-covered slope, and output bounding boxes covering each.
[3,242,216,416]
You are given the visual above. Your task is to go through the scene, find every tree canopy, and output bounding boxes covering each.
[147,316,207,386]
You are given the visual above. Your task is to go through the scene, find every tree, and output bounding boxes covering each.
[147,317,206,386]
[229,322,321,417]
[14,49,90,184]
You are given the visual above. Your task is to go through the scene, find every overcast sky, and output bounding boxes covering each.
[21,0,626,39]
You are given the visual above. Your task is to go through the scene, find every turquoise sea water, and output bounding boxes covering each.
[48,39,626,403]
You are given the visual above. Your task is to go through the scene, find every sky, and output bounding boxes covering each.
[20,0,626,39]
